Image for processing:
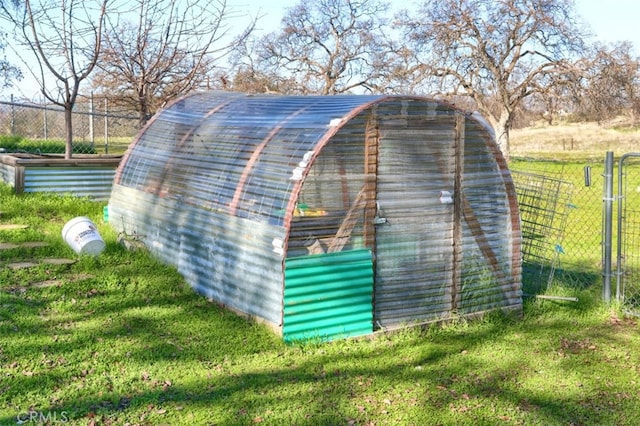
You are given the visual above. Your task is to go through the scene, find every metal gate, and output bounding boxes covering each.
[616,153,640,315]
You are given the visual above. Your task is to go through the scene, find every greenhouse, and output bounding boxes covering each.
[109,91,522,342]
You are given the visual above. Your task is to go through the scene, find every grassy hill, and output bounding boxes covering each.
[511,120,640,160]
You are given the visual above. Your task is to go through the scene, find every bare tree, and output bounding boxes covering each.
[1,0,108,158]
[227,31,285,94]
[250,0,391,95]
[517,62,583,126]
[396,0,586,160]
[367,40,430,95]
[574,42,640,124]
[92,0,255,128]
[0,32,22,87]
[0,0,21,88]
[228,67,285,94]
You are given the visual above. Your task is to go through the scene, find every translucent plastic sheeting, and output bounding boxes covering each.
[110,92,521,336]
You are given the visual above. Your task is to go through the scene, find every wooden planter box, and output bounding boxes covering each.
[0,153,122,200]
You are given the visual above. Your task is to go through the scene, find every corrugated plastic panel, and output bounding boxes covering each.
[111,93,380,327]
[109,184,286,325]
[110,92,521,337]
[283,249,373,342]
[372,106,521,328]
[24,166,116,200]
[287,114,372,258]
[374,103,458,327]
[116,92,382,227]
[458,119,522,312]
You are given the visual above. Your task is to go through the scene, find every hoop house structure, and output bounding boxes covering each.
[109,92,522,342]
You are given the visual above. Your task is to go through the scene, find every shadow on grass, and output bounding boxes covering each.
[522,260,601,295]
[1,189,635,425]
[1,279,633,425]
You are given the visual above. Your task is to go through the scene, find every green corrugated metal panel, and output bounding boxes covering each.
[284,249,373,342]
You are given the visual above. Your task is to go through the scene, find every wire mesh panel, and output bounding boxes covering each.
[618,154,640,315]
[511,169,574,294]
[511,159,604,293]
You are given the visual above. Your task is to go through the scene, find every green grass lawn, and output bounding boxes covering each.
[1,186,640,425]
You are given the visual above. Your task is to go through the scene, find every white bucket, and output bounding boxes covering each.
[62,216,106,256]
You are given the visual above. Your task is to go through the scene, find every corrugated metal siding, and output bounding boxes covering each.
[24,166,116,200]
[0,162,15,187]
[109,184,285,325]
[283,249,373,342]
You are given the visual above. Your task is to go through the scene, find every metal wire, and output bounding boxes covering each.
[512,170,574,294]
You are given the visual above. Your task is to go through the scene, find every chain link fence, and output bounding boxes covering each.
[0,97,139,155]
[617,155,640,315]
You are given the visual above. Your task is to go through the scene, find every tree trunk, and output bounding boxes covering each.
[138,88,149,128]
[138,110,147,129]
[64,107,73,159]
[495,126,509,162]
[494,113,511,163]
[479,109,512,162]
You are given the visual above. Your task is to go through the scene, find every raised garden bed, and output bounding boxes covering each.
[0,153,122,200]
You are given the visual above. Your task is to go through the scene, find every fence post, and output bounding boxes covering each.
[89,92,95,149]
[616,154,625,302]
[10,94,15,135]
[104,97,108,154]
[602,151,614,303]
[43,100,48,140]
